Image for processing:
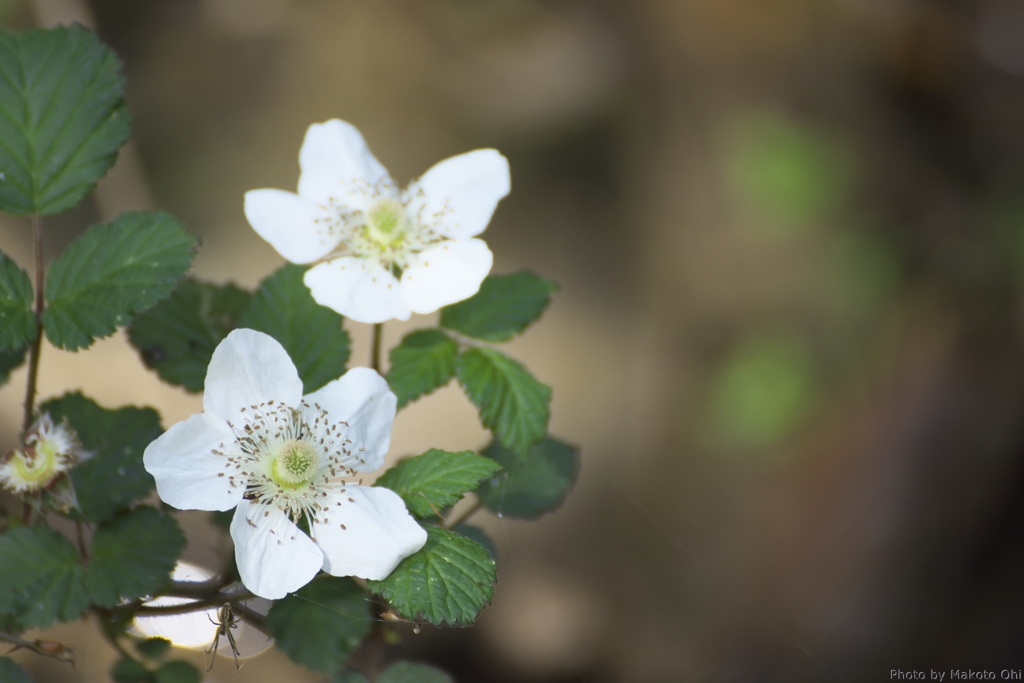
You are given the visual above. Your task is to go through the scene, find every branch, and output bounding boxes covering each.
[0,631,75,668]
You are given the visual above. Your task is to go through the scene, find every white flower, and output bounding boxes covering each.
[143,329,427,600]
[0,414,82,494]
[243,119,511,323]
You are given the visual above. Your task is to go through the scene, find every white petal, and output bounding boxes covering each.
[243,189,342,264]
[143,413,245,511]
[203,329,303,423]
[298,120,393,204]
[404,149,510,239]
[303,367,396,472]
[312,486,427,580]
[304,258,412,324]
[230,500,323,600]
[400,238,493,314]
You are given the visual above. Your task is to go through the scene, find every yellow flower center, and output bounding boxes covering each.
[12,448,57,486]
[364,199,407,249]
[270,440,318,489]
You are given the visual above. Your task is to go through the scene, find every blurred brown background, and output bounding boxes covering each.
[4,0,1024,681]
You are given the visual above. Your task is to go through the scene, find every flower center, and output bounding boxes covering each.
[364,199,407,249]
[13,448,56,484]
[270,439,318,489]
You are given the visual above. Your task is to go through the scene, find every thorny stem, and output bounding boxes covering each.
[22,213,45,435]
[0,631,75,667]
[371,322,383,373]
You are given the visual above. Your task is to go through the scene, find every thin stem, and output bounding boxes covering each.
[0,631,75,667]
[228,601,268,634]
[74,519,88,561]
[444,497,482,529]
[22,214,45,434]
[371,322,383,373]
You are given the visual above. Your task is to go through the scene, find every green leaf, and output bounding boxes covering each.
[0,526,88,628]
[387,329,458,408]
[239,264,350,393]
[441,271,557,342]
[476,438,579,519]
[0,250,34,351]
[376,449,502,519]
[87,507,185,608]
[379,662,454,683]
[42,392,162,522]
[111,658,152,683]
[266,576,372,673]
[0,25,130,216]
[43,211,196,350]
[452,524,497,560]
[455,347,551,455]
[154,661,201,683]
[367,526,496,627]
[332,673,370,683]
[0,343,28,386]
[0,656,33,683]
[128,278,250,392]
[135,637,172,661]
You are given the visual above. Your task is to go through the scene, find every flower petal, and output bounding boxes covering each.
[303,367,396,472]
[312,486,427,580]
[143,413,245,511]
[230,500,323,600]
[204,329,303,423]
[298,120,393,204]
[304,258,412,323]
[243,189,342,264]
[400,238,493,314]
[404,149,510,239]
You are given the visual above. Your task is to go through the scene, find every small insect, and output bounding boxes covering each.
[205,603,242,672]
[380,608,421,634]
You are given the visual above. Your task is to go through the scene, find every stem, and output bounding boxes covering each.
[371,322,383,373]
[74,519,88,561]
[22,214,45,434]
[0,631,75,667]
[444,497,482,529]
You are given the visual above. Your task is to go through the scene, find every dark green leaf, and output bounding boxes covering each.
[0,344,28,387]
[154,661,201,683]
[367,526,496,627]
[87,507,185,607]
[111,658,152,683]
[0,250,34,351]
[0,25,130,216]
[266,576,372,673]
[387,329,458,408]
[476,438,579,519]
[452,524,497,560]
[441,271,557,342]
[0,656,32,683]
[0,526,88,628]
[135,637,172,661]
[332,673,370,683]
[239,264,350,393]
[42,392,162,522]
[455,347,550,455]
[379,662,454,683]
[128,278,251,392]
[376,449,501,519]
[43,211,196,350]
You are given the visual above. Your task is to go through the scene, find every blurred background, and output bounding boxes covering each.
[3,0,1024,680]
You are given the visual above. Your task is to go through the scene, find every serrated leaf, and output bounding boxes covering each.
[42,392,162,522]
[0,657,32,683]
[135,637,172,661]
[379,662,454,683]
[239,264,350,393]
[0,25,130,216]
[43,211,196,350]
[87,507,185,607]
[376,449,502,519]
[154,660,201,683]
[0,343,28,387]
[367,526,496,627]
[452,524,497,560]
[128,278,250,392]
[266,576,372,673]
[0,526,88,628]
[387,329,458,409]
[0,250,34,351]
[441,271,557,342]
[476,438,579,519]
[455,347,551,455]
